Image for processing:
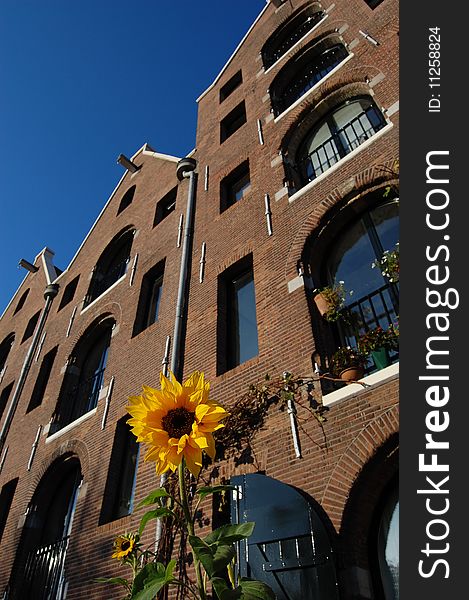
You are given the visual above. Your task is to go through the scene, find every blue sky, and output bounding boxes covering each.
[0,0,266,314]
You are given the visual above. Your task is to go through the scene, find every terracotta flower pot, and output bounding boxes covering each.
[339,365,364,383]
[314,292,332,316]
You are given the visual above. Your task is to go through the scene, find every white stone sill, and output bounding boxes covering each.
[322,362,399,408]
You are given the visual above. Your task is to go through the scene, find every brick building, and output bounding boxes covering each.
[0,1,399,598]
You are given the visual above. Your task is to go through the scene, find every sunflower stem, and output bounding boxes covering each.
[179,460,207,600]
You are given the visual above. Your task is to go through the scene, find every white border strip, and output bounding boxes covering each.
[46,407,97,444]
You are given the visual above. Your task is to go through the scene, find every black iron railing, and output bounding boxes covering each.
[339,282,399,366]
[272,45,348,116]
[53,367,105,431]
[263,12,326,69]
[297,106,386,183]
[20,536,69,600]
[85,256,129,306]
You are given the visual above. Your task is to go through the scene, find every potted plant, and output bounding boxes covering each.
[372,242,399,283]
[330,346,367,383]
[358,323,399,370]
[313,281,351,322]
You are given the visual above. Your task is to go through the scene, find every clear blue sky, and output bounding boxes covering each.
[0,0,266,315]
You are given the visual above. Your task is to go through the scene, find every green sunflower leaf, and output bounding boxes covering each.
[138,488,171,507]
[189,535,236,578]
[220,578,276,600]
[131,561,175,600]
[204,522,255,546]
[138,507,175,536]
[196,485,236,500]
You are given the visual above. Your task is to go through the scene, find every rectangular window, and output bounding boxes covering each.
[57,276,80,311]
[154,187,177,226]
[0,478,19,543]
[364,0,384,7]
[132,261,165,336]
[220,70,243,103]
[27,346,58,413]
[218,256,258,373]
[0,381,14,422]
[21,311,41,343]
[220,160,251,212]
[100,419,139,523]
[220,101,247,143]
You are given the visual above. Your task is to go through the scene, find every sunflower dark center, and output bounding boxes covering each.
[162,407,195,438]
[121,540,131,551]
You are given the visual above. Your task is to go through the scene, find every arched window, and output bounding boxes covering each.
[310,191,399,372]
[261,3,326,70]
[296,96,386,184]
[84,227,134,306]
[270,37,349,116]
[52,317,115,432]
[7,455,82,600]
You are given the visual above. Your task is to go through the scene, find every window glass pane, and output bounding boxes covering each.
[231,270,258,365]
[146,276,163,327]
[370,201,399,252]
[328,218,383,302]
[378,491,399,599]
[114,431,139,519]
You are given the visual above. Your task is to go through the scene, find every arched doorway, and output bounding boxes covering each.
[7,455,82,599]
[231,473,339,599]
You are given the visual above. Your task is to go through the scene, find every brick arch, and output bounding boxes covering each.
[24,439,90,506]
[320,404,399,531]
[66,305,121,352]
[283,165,398,281]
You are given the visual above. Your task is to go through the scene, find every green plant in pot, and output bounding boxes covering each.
[313,281,352,323]
[358,324,399,370]
[330,346,367,383]
[372,242,399,283]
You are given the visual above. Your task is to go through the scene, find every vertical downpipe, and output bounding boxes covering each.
[155,157,198,553]
[0,283,59,455]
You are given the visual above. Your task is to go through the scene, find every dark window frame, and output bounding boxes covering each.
[132,260,165,337]
[219,70,243,103]
[26,346,59,413]
[0,381,15,422]
[217,255,259,374]
[57,276,80,312]
[117,185,136,215]
[0,478,19,543]
[100,417,140,524]
[220,160,251,212]
[220,101,247,143]
[21,311,41,344]
[154,187,177,227]
[13,289,30,315]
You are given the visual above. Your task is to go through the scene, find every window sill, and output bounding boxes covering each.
[288,122,394,204]
[273,53,354,123]
[46,407,98,444]
[81,273,127,314]
[322,362,399,408]
[263,14,329,76]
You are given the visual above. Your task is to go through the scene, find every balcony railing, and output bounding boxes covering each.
[53,367,105,432]
[272,45,348,116]
[262,11,326,69]
[85,256,129,306]
[16,536,69,600]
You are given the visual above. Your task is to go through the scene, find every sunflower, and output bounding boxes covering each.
[112,534,136,560]
[126,371,228,477]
